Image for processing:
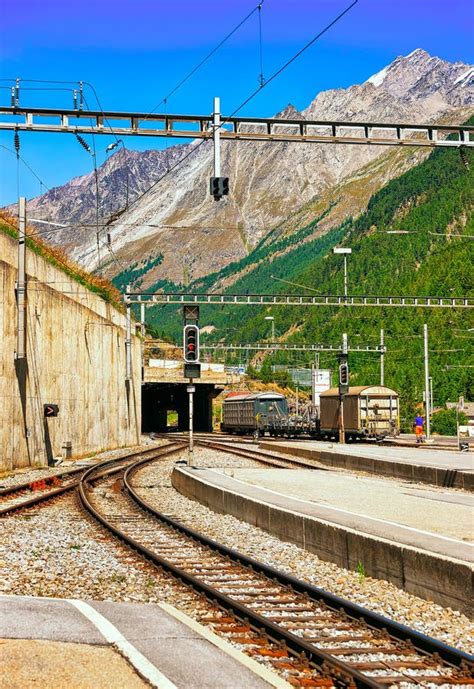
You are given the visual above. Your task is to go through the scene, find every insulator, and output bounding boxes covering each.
[10,87,15,107]
[73,90,78,110]
[459,147,470,171]
[79,81,84,110]
[75,133,91,153]
[14,131,20,157]
[107,232,112,247]
[15,78,20,106]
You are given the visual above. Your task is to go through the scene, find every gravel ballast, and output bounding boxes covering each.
[135,446,474,654]
[1,442,472,658]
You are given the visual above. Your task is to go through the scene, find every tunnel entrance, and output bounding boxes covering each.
[142,383,222,433]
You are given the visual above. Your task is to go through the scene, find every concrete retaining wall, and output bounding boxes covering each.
[260,442,473,491]
[0,231,141,471]
[172,467,473,616]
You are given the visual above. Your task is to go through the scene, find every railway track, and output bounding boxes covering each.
[156,432,326,470]
[79,441,474,688]
[0,445,167,516]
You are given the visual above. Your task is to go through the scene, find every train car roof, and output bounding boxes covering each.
[320,385,399,398]
[224,392,287,402]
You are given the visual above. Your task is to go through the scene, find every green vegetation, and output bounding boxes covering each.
[247,361,292,387]
[147,132,473,420]
[0,216,124,311]
[356,560,367,583]
[431,408,468,436]
[112,252,164,292]
[144,217,348,342]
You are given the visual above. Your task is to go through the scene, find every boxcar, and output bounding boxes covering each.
[221,392,288,435]
[319,385,399,440]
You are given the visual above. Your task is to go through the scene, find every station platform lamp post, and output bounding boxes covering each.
[333,247,352,297]
[264,316,275,342]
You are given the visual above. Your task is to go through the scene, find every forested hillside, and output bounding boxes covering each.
[146,131,474,425]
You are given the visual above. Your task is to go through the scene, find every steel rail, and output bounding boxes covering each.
[158,434,326,471]
[197,439,324,469]
[0,481,82,516]
[1,106,472,148]
[0,465,87,497]
[124,456,473,672]
[0,445,167,516]
[122,455,376,688]
[79,446,371,687]
[79,446,473,687]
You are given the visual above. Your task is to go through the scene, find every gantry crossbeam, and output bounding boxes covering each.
[2,106,473,148]
[200,343,383,353]
[127,292,473,308]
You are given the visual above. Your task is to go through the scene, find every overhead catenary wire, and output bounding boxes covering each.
[13,4,269,232]
[3,3,358,274]
[258,2,265,87]
[19,219,252,237]
[140,1,266,124]
[0,213,120,285]
[4,3,357,238]
[0,144,51,203]
[116,0,359,219]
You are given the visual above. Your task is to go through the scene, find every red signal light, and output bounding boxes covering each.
[183,325,200,363]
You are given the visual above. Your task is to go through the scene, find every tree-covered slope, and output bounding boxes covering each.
[145,133,473,423]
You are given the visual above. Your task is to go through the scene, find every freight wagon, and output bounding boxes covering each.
[221,392,288,435]
[318,385,399,440]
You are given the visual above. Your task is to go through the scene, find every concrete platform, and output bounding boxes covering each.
[0,595,290,689]
[259,440,474,490]
[172,466,474,616]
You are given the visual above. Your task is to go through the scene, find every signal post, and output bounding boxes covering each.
[183,306,201,465]
[338,333,349,444]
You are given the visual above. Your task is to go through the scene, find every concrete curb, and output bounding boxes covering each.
[158,603,292,688]
[260,442,474,491]
[172,467,473,617]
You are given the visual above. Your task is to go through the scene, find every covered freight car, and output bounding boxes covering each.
[319,385,399,440]
[221,392,288,435]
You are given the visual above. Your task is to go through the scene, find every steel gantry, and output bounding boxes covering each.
[126,291,474,309]
[1,105,473,148]
[200,343,383,353]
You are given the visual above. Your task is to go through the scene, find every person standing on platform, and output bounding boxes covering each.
[414,414,424,444]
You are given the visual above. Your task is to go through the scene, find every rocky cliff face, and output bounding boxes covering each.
[14,49,473,285]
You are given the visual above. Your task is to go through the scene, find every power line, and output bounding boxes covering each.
[0,144,50,193]
[271,274,324,294]
[5,4,267,231]
[141,1,266,123]
[258,2,265,87]
[3,3,358,266]
[6,216,251,239]
[73,96,102,268]
[116,0,359,219]
[0,212,106,283]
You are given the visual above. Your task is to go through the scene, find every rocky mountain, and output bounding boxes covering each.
[14,49,474,285]
[178,138,473,422]
[20,144,191,256]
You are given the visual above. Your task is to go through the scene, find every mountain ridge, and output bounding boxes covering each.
[9,49,473,286]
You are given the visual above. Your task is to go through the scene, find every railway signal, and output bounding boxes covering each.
[184,324,200,363]
[209,176,229,200]
[339,362,349,395]
[44,404,59,417]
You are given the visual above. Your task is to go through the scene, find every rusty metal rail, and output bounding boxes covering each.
[78,446,474,688]
[0,446,167,516]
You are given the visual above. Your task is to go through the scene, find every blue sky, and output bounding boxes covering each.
[1,0,473,205]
